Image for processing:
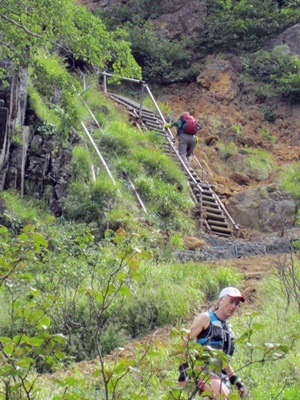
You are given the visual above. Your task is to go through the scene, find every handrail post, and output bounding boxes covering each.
[139,82,145,119]
[103,71,107,93]
[199,192,203,232]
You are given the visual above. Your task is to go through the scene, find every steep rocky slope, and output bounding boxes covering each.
[81,0,300,236]
[159,55,300,235]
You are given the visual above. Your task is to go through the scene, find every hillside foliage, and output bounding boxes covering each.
[1,0,300,399]
[96,0,300,92]
[0,0,141,81]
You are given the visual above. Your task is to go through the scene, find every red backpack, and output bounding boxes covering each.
[181,115,201,135]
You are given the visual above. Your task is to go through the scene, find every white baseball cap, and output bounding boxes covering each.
[219,287,245,302]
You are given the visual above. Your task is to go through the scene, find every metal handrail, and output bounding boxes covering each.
[79,93,148,213]
[101,72,211,233]
[81,121,117,186]
[100,71,240,237]
[192,155,209,182]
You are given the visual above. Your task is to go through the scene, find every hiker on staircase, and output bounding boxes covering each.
[165,111,201,168]
[178,287,246,399]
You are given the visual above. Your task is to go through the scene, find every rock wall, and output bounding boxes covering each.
[267,24,300,56]
[0,65,78,216]
[227,185,297,233]
[0,63,29,191]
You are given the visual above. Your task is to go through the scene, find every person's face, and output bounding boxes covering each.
[219,295,240,319]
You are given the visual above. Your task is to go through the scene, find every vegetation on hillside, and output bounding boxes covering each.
[0,0,141,81]
[1,0,300,399]
[96,0,300,94]
[1,197,299,399]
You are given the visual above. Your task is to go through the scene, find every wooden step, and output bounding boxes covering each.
[209,225,232,234]
[203,204,221,211]
[141,114,159,122]
[202,195,216,203]
[206,212,226,221]
[202,189,213,196]
[145,123,162,130]
[207,219,228,228]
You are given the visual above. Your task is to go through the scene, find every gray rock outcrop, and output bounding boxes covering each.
[0,65,79,216]
[267,24,300,56]
[0,63,29,189]
[227,185,297,233]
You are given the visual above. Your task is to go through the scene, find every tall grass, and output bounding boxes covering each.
[217,141,239,160]
[279,162,300,199]
[243,148,276,180]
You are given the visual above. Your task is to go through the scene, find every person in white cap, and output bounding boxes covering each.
[178,287,246,399]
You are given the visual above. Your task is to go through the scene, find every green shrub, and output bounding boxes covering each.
[81,83,121,124]
[71,145,92,182]
[1,191,49,229]
[235,270,300,400]
[279,162,300,199]
[126,20,194,83]
[217,141,239,160]
[134,176,193,230]
[260,127,277,141]
[116,156,143,178]
[120,261,242,338]
[63,175,120,223]
[133,148,165,175]
[199,1,300,53]
[262,109,278,123]
[243,148,276,180]
[242,49,300,102]
[97,121,144,157]
[29,51,87,136]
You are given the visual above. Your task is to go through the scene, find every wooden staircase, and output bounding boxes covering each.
[106,92,239,238]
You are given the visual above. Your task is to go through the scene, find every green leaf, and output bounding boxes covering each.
[50,333,67,344]
[16,273,34,280]
[0,337,12,344]
[16,357,35,368]
[3,343,14,355]
[38,315,51,330]
[118,286,131,296]
[26,337,45,347]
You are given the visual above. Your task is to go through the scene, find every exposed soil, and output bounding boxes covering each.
[159,77,300,198]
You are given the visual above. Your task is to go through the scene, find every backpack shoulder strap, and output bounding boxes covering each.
[208,311,219,322]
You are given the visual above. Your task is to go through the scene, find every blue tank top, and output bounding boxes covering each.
[196,311,234,355]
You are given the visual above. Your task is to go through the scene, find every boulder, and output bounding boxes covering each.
[152,1,207,41]
[227,185,297,233]
[196,57,241,104]
[184,235,207,251]
[229,172,250,186]
[267,24,300,56]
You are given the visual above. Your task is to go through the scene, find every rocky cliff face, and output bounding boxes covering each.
[0,65,78,216]
[160,52,300,233]
[0,62,28,191]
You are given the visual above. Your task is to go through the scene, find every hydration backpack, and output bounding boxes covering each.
[181,115,201,135]
[196,311,235,356]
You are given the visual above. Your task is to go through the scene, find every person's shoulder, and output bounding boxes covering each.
[173,119,181,126]
[194,311,211,327]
